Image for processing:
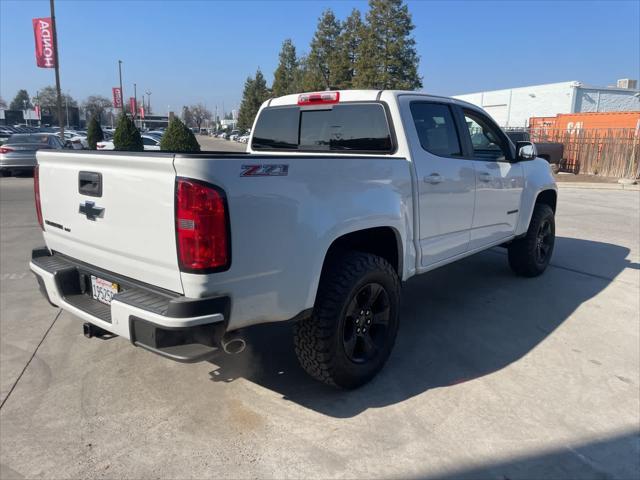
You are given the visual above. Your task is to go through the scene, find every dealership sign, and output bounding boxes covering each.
[129,97,137,117]
[32,17,56,68]
[112,88,123,108]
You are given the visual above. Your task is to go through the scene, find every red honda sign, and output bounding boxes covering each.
[129,97,137,117]
[112,87,122,108]
[32,17,56,68]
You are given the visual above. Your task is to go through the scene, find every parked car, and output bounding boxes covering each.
[506,130,563,173]
[30,90,557,388]
[96,134,160,151]
[1,133,66,176]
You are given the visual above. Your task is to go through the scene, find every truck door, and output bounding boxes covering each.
[402,98,476,267]
[458,108,524,250]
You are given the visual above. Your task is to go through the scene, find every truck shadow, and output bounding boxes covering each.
[207,237,637,418]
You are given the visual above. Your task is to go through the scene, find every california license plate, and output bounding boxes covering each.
[91,275,119,305]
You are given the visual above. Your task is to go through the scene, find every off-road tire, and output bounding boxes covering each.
[508,203,555,277]
[293,251,400,389]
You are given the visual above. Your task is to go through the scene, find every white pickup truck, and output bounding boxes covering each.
[30,90,557,388]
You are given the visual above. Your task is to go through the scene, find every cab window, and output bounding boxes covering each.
[463,110,510,161]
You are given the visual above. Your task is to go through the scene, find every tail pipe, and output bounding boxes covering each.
[221,331,246,354]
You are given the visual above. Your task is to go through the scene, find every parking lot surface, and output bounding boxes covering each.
[0,176,638,479]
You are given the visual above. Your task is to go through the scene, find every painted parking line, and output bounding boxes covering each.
[0,272,30,281]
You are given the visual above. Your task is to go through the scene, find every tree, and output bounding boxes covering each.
[272,39,300,97]
[83,95,112,123]
[10,90,32,110]
[160,117,200,152]
[237,69,270,131]
[303,9,342,91]
[36,86,77,107]
[86,115,104,150]
[182,106,194,127]
[354,0,421,90]
[189,103,212,130]
[334,9,365,89]
[113,114,143,151]
[0,97,7,109]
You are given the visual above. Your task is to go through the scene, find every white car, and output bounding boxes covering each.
[96,134,160,151]
[31,90,556,388]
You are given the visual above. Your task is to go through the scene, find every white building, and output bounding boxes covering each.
[454,79,640,128]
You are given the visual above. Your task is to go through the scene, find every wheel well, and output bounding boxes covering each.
[324,227,401,277]
[536,189,557,213]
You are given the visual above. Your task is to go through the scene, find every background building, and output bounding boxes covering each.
[454,79,640,128]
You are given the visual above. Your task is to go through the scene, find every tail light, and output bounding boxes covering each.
[175,178,230,272]
[298,91,340,105]
[0,146,14,154]
[34,165,44,230]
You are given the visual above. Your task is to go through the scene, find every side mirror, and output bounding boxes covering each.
[516,141,537,161]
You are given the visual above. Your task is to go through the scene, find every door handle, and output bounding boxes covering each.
[424,173,443,184]
[478,172,492,182]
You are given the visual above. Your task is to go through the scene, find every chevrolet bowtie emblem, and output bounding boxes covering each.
[79,201,104,221]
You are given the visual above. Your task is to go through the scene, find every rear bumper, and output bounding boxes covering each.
[30,248,229,362]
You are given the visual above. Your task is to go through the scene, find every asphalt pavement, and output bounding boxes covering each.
[0,173,638,479]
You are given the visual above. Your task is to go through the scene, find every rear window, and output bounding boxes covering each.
[252,103,393,153]
[8,134,51,144]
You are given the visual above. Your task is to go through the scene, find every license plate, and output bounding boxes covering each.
[91,275,119,305]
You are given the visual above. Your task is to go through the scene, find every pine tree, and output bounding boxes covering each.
[272,39,300,97]
[113,114,143,151]
[334,9,365,89]
[303,9,342,91]
[10,89,32,110]
[354,0,422,90]
[86,115,104,150]
[237,69,270,131]
[160,117,200,152]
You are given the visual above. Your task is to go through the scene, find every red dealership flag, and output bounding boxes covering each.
[32,18,56,68]
[34,105,41,119]
[129,97,137,117]
[112,88,122,108]
[139,106,145,119]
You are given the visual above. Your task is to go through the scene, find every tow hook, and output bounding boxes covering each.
[83,322,111,339]
[221,331,246,354]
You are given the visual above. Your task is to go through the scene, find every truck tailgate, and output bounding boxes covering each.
[37,151,183,293]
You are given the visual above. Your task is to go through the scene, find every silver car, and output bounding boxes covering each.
[0,133,66,176]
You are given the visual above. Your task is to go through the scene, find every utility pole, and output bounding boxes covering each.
[65,94,69,128]
[118,60,124,116]
[49,0,64,139]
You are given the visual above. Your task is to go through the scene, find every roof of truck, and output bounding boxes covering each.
[266,89,480,110]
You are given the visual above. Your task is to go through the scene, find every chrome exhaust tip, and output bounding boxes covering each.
[221,333,246,354]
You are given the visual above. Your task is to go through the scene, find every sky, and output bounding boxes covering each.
[1,0,639,116]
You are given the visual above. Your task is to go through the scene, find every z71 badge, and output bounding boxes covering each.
[241,164,289,177]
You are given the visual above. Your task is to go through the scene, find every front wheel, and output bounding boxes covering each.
[293,251,400,389]
[508,203,555,277]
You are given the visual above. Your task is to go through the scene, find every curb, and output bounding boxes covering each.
[556,182,640,191]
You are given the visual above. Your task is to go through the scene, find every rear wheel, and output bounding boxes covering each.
[294,251,400,389]
[508,203,555,277]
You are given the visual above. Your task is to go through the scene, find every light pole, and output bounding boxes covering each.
[133,82,138,128]
[23,100,28,126]
[145,90,151,114]
[65,92,69,128]
[118,60,124,115]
